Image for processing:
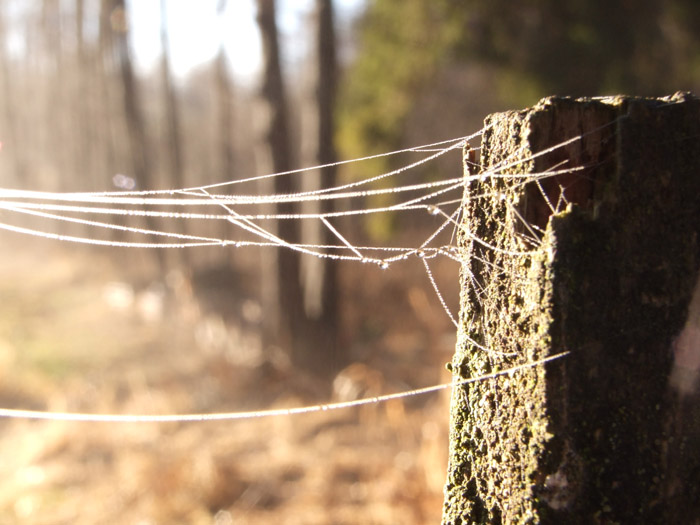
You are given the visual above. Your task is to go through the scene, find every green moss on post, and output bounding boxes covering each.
[442,93,700,524]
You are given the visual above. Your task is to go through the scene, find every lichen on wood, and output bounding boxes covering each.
[443,93,700,524]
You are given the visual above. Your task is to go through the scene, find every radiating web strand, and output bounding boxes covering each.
[11,133,474,199]
[0,203,229,245]
[0,176,465,207]
[0,221,222,249]
[420,255,458,328]
[0,352,569,423]
[320,217,366,261]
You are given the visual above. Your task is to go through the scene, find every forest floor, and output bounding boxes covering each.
[0,230,459,525]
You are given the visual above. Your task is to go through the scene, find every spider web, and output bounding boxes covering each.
[0,124,583,422]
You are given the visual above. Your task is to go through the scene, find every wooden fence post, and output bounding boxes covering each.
[442,93,700,524]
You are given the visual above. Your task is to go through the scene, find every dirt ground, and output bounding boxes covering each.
[0,230,459,524]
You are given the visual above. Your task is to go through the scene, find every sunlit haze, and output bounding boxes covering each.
[128,0,364,79]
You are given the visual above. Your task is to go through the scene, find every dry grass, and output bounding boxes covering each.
[0,231,457,524]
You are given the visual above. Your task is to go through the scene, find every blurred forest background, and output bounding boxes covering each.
[1,0,700,523]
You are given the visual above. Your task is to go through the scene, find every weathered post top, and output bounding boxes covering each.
[443,93,700,524]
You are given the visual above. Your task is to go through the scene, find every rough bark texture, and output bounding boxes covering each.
[443,93,700,523]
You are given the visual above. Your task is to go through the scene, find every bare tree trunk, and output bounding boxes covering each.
[74,0,95,192]
[300,0,342,374]
[97,0,120,190]
[214,0,236,259]
[113,0,152,189]
[159,0,188,268]
[255,0,307,362]
[0,6,27,187]
[41,0,69,190]
[111,0,165,271]
[215,1,234,185]
[215,49,234,179]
